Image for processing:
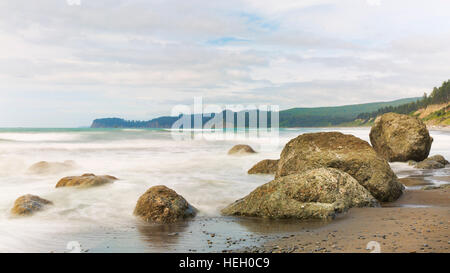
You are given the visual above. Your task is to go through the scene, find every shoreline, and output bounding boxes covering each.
[237,179,450,253]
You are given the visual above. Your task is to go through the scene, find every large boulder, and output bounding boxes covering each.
[248,159,279,175]
[414,155,449,169]
[11,194,53,216]
[28,160,76,175]
[134,185,197,223]
[275,132,403,202]
[222,168,379,220]
[369,113,433,162]
[228,144,256,155]
[56,173,117,188]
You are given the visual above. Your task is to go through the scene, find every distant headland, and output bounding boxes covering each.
[91,80,450,129]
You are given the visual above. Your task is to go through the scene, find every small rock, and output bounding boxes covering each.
[11,194,53,216]
[134,185,197,223]
[228,144,256,155]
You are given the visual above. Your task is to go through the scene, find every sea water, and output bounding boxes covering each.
[0,128,449,252]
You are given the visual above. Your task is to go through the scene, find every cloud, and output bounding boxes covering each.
[0,0,449,126]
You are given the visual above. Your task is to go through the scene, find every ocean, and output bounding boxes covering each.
[0,127,449,252]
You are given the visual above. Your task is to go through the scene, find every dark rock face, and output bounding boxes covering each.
[56,173,117,188]
[134,185,197,223]
[222,168,379,220]
[275,132,403,202]
[11,194,53,216]
[228,145,256,155]
[248,159,279,175]
[369,113,433,162]
[414,155,449,169]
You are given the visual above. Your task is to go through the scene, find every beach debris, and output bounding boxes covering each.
[248,159,279,175]
[369,112,433,162]
[228,144,256,155]
[11,194,53,216]
[55,173,117,188]
[275,132,403,202]
[222,168,379,220]
[134,185,197,223]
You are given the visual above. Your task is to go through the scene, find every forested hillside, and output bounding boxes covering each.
[91,98,418,128]
[357,80,450,120]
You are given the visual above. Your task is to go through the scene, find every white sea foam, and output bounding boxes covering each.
[0,127,448,252]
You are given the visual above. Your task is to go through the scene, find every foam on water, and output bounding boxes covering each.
[0,127,448,252]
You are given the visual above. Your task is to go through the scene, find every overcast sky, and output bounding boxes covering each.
[1,0,449,127]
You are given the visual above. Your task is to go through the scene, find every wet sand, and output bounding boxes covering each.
[239,179,450,253]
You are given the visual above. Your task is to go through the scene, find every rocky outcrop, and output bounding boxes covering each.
[222,168,379,220]
[55,173,117,188]
[248,159,279,175]
[28,160,76,175]
[134,185,197,223]
[275,132,403,202]
[369,113,433,162]
[413,155,449,169]
[228,145,256,155]
[11,194,53,216]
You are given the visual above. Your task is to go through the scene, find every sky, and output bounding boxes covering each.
[0,0,449,127]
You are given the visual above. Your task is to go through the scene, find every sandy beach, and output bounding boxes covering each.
[240,181,450,253]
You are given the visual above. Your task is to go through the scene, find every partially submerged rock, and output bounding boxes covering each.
[56,173,117,188]
[28,160,76,175]
[248,159,279,175]
[414,155,449,169]
[134,185,197,223]
[428,155,450,165]
[276,132,403,202]
[222,168,379,220]
[228,144,256,155]
[11,194,53,216]
[369,113,433,162]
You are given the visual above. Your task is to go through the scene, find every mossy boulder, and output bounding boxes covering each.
[222,168,379,220]
[11,194,53,216]
[56,173,117,188]
[276,132,403,202]
[369,113,433,162]
[248,159,279,175]
[134,185,197,223]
